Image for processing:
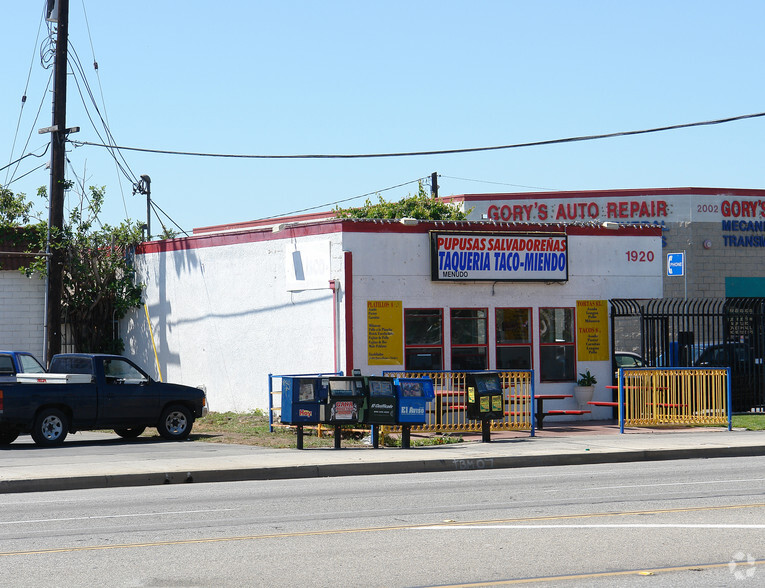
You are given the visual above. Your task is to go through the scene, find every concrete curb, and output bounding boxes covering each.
[3,442,765,494]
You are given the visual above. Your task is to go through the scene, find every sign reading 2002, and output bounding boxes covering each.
[431,231,568,282]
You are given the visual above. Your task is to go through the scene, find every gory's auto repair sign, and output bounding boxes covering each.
[431,232,568,282]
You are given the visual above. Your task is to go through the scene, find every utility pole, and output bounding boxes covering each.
[431,172,439,198]
[46,0,70,363]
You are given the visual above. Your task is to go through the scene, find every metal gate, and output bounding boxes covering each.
[610,298,765,412]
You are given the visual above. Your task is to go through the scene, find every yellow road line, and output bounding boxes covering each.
[2,502,764,557]
[425,560,765,587]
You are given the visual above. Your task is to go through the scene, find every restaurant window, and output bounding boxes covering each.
[539,307,575,381]
[496,308,532,370]
[451,308,488,370]
[404,308,443,371]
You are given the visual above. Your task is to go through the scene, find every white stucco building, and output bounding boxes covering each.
[123,218,663,413]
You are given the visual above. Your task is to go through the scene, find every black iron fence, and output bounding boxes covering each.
[610,298,765,412]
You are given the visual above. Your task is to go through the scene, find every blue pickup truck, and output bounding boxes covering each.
[0,353,208,447]
[0,351,47,381]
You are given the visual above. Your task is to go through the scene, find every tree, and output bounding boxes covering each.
[334,182,469,220]
[8,185,144,354]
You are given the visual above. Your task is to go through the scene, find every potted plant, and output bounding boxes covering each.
[574,369,597,409]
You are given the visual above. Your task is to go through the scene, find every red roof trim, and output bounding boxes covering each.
[137,219,659,255]
[193,210,334,234]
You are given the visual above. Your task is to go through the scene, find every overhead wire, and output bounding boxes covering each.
[67,42,138,186]
[79,0,130,219]
[5,4,47,187]
[0,144,50,175]
[250,177,426,221]
[4,73,53,187]
[68,111,765,160]
[149,200,189,237]
[6,162,49,187]
[439,175,551,191]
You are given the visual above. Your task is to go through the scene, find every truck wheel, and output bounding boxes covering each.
[0,428,19,445]
[114,427,146,438]
[31,408,69,447]
[157,405,193,440]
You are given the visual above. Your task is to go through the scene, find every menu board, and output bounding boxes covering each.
[576,300,609,361]
[367,301,403,365]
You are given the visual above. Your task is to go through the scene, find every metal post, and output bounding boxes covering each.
[401,425,411,449]
[141,175,151,240]
[481,419,492,443]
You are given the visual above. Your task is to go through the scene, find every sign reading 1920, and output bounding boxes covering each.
[430,231,568,282]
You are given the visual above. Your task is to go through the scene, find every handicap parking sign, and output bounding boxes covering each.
[667,252,685,276]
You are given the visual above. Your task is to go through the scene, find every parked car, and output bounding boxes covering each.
[0,351,46,382]
[656,342,710,367]
[614,351,645,369]
[694,342,764,412]
[694,342,758,369]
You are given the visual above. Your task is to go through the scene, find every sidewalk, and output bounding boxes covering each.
[2,423,765,494]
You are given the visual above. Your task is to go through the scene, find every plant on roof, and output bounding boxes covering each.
[334,181,470,220]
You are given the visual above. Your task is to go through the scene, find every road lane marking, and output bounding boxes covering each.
[562,477,765,492]
[414,523,765,529]
[0,508,236,526]
[421,561,765,587]
[1,503,764,557]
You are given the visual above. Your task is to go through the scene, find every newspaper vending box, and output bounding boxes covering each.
[321,376,367,448]
[465,371,505,442]
[394,377,435,448]
[280,376,329,449]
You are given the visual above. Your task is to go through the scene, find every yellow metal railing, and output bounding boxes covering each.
[382,370,533,434]
[620,368,730,429]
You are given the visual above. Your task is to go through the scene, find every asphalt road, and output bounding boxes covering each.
[1,455,764,586]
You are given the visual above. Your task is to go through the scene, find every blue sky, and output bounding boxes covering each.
[2,1,764,235]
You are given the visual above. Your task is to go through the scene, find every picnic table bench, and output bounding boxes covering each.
[535,394,590,429]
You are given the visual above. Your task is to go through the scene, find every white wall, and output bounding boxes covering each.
[124,232,343,412]
[0,271,45,358]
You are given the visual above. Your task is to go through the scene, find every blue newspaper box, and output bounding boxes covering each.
[394,377,434,424]
[281,376,330,449]
[280,376,328,425]
[282,376,327,425]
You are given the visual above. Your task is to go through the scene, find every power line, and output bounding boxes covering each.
[69,111,765,160]
[0,144,50,175]
[440,175,551,191]
[3,73,53,186]
[149,200,189,237]
[79,0,131,219]
[4,4,47,186]
[252,177,426,221]
[67,42,138,185]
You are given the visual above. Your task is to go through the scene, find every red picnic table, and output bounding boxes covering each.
[534,394,590,429]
